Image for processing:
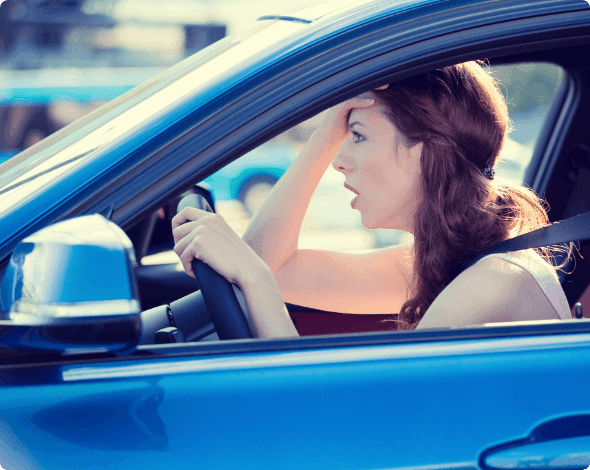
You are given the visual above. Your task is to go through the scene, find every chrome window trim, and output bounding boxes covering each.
[62,331,590,381]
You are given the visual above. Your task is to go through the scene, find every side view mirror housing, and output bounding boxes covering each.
[0,214,141,353]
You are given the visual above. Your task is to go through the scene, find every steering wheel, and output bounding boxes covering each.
[177,194,253,340]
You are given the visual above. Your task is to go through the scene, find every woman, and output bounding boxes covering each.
[172,61,572,338]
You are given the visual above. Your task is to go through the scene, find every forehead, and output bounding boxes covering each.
[349,105,393,128]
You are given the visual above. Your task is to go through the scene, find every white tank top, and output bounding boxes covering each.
[475,249,571,320]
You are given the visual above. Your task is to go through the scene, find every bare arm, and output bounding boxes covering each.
[274,244,414,314]
[242,96,376,273]
[238,265,299,338]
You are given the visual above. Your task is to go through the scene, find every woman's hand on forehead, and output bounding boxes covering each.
[320,85,389,142]
[357,84,388,100]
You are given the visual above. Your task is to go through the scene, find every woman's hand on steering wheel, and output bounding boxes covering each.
[172,207,268,287]
[172,206,296,339]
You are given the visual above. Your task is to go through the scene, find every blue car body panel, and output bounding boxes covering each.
[2,333,590,469]
[1,0,590,468]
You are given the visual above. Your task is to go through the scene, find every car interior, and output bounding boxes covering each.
[122,40,590,345]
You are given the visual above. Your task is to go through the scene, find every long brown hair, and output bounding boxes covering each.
[373,61,572,329]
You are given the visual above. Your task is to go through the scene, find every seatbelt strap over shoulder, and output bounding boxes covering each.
[460,209,590,273]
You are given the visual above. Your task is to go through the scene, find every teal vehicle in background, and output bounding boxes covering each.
[0,67,296,210]
[0,67,165,161]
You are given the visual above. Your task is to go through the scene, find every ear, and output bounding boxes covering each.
[410,141,423,158]
[410,142,423,175]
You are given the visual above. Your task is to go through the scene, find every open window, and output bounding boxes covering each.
[133,58,578,337]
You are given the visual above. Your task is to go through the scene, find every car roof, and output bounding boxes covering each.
[264,0,454,23]
[261,0,381,22]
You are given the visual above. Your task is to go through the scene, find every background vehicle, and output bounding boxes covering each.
[1,1,590,469]
[0,68,296,210]
[202,140,296,214]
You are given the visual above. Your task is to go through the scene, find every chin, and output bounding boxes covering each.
[360,215,381,230]
[361,213,405,231]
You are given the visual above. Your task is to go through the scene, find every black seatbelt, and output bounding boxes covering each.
[453,209,590,319]
[460,209,590,273]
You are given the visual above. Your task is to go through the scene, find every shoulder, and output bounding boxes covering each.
[416,254,560,329]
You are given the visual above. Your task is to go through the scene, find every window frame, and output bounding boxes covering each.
[75,32,590,362]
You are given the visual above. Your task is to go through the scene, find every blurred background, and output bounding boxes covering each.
[0,0,564,258]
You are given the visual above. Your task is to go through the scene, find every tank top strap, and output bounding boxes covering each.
[474,249,571,320]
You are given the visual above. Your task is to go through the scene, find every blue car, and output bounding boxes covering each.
[1,1,590,469]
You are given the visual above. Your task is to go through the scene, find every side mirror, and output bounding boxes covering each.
[0,214,141,353]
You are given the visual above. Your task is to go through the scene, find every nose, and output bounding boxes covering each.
[332,150,353,175]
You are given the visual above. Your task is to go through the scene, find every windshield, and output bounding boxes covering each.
[0,19,306,209]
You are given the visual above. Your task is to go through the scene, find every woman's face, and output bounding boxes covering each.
[332,105,423,232]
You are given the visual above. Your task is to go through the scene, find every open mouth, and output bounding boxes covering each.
[344,183,360,209]
[344,183,359,196]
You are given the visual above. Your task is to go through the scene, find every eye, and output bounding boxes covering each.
[351,130,365,143]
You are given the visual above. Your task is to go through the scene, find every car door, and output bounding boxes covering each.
[2,1,590,469]
[2,325,590,469]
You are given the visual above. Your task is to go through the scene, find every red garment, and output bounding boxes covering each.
[287,305,399,336]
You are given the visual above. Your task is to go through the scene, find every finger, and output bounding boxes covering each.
[175,230,206,279]
[172,210,222,245]
[345,97,375,109]
[175,242,195,277]
[375,84,389,90]
[171,207,210,232]
[355,91,374,100]
[173,225,202,261]
[179,241,197,278]
[172,220,199,244]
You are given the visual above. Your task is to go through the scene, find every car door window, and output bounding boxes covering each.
[193,61,565,256]
[139,61,570,328]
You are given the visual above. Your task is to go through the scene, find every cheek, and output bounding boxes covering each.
[360,147,394,183]
[369,156,406,196]
[374,155,420,208]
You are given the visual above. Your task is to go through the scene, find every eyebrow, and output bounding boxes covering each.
[348,121,365,129]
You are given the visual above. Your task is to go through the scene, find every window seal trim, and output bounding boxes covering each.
[4,319,589,370]
[132,319,590,359]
